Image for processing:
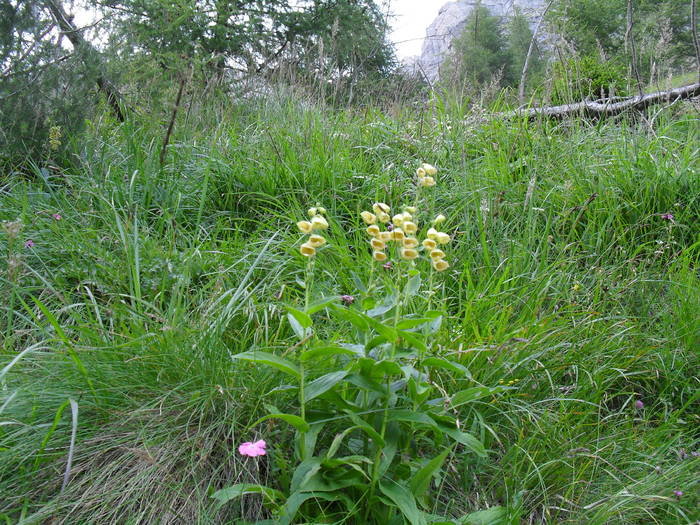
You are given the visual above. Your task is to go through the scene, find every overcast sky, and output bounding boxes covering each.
[386,0,444,59]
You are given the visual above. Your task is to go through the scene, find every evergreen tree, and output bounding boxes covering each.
[440,2,509,88]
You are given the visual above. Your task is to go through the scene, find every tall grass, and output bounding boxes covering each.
[1,91,698,524]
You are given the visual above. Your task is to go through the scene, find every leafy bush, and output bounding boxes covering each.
[551,56,629,104]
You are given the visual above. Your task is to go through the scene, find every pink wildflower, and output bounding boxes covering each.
[24,239,35,248]
[660,213,674,222]
[382,261,392,271]
[635,400,644,410]
[52,213,62,221]
[238,439,267,457]
[341,294,354,305]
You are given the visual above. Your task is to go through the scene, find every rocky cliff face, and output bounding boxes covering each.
[407,0,547,82]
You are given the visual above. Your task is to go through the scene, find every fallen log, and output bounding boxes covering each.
[508,83,700,119]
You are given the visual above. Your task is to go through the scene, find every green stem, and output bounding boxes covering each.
[299,258,315,461]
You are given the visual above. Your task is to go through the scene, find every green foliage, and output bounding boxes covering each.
[0,93,699,523]
[0,0,95,166]
[551,55,629,104]
[441,3,510,89]
[219,196,494,522]
[440,3,544,95]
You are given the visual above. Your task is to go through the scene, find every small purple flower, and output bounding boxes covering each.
[382,261,392,271]
[52,213,62,221]
[386,223,394,231]
[661,213,674,221]
[24,239,35,248]
[635,400,644,410]
[673,490,683,499]
[691,451,699,458]
[340,294,355,306]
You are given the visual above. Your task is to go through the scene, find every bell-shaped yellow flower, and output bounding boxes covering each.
[401,247,419,260]
[432,258,449,271]
[433,214,446,224]
[361,211,377,225]
[392,214,405,226]
[426,227,439,240]
[309,234,326,247]
[403,237,419,248]
[403,221,418,234]
[392,228,405,241]
[297,221,313,234]
[422,163,437,176]
[311,215,329,230]
[430,248,445,259]
[436,232,451,244]
[416,167,426,177]
[307,207,318,218]
[373,251,387,262]
[422,238,437,250]
[371,238,386,251]
[372,202,390,214]
[377,212,391,223]
[300,242,316,257]
[366,224,380,237]
[380,231,392,242]
[419,176,436,187]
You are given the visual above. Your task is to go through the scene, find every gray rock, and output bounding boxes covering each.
[414,0,547,83]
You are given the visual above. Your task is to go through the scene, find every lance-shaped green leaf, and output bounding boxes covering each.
[232,351,300,379]
[410,448,451,498]
[250,413,309,432]
[379,480,428,525]
[211,483,283,508]
[305,370,349,401]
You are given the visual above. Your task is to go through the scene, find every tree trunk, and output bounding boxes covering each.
[43,0,125,121]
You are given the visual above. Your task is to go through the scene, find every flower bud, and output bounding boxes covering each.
[422,238,437,250]
[422,163,437,176]
[392,228,405,241]
[297,221,313,234]
[373,251,387,262]
[309,234,326,247]
[433,214,446,224]
[427,228,438,240]
[401,248,419,260]
[371,238,386,251]
[403,237,419,248]
[366,224,380,237]
[430,248,445,259]
[403,221,417,234]
[416,167,426,177]
[311,215,329,230]
[436,232,451,244]
[419,176,436,187]
[317,207,327,215]
[361,211,377,225]
[300,242,316,257]
[432,259,449,271]
[405,206,417,214]
[307,207,318,218]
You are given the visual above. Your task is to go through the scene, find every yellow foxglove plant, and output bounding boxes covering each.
[220,169,501,525]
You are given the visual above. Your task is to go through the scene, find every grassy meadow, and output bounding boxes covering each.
[1,93,699,524]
